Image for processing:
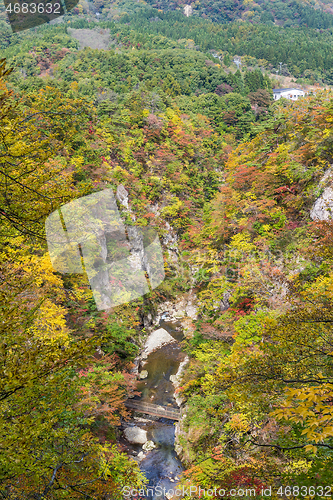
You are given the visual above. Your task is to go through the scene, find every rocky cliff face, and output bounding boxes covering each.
[310,186,333,220]
[89,223,153,310]
[89,184,167,310]
[310,168,333,221]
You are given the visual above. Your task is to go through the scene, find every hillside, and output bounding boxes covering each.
[143,0,333,27]
[4,0,333,82]
[1,0,333,497]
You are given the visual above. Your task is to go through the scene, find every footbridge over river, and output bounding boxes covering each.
[124,400,181,421]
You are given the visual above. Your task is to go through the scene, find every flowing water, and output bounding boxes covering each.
[120,320,186,499]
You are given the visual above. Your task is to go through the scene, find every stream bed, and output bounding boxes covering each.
[120,320,186,499]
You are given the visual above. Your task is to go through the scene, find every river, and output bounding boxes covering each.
[120,319,186,499]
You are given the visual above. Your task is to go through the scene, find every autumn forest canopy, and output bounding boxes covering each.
[2,0,333,497]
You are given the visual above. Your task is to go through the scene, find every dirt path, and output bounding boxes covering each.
[270,73,330,92]
[68,28,110,50]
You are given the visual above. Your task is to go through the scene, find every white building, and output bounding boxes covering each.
[273,88,306,101]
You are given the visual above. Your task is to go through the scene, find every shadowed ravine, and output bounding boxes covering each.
[120,320,186,499]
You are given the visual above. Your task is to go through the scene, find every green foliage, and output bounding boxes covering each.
[104,321,139,359]
[142,0,333,29]
[3,0,333,492]
[107,8,333,81]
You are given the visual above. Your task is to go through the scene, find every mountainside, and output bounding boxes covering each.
[3,0,333,82]
[1,0,333,496]
[144,0,333,27]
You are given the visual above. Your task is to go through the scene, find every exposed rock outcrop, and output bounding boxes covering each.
[310,168,333,221]
[310,187,333,220]
[163,221,178,264]
[155,292,198,324]
[170,355,189,407]
[220,291,231,312]
[116,184,129,209]
[123,426,147,444]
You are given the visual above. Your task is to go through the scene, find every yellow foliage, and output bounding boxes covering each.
[28,300,70,346]
[271,383,333,447]
[230,231,256,253]
[226,413,250,433]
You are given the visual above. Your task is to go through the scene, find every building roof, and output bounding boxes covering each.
[273,88,304,92]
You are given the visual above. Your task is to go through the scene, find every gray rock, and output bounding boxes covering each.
[163,222,178,260]
[170,356,189,406]
[142,440,156,451]
[123,426,147,444]
[185,302,197,319]
[310,187,333,221]
[174,442,183,456]
[143,312,153,328]
[142,328,176,356]
[116,184,129,209]
[137,451,146,460]
[220,291,231,312]
[139,370,148,379]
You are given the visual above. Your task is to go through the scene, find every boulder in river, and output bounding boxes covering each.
[141,327,176,357]
[137,451,146,461]
[139,370,148,379]
[123,426,147,444]
[142,440,156,451]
